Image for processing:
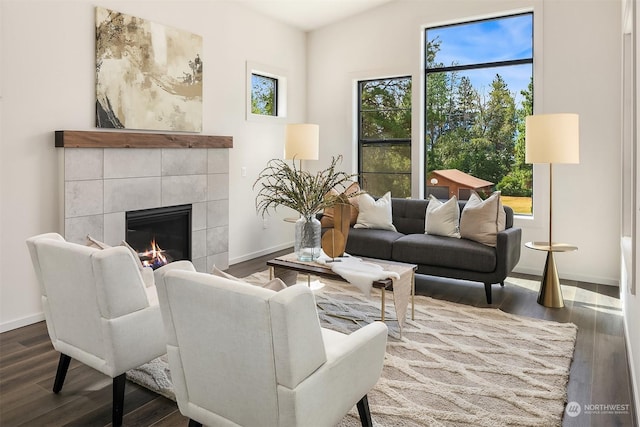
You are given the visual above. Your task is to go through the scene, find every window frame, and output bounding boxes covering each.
[246,61,287,122]
[423,11,534,214]
[357,76,413,198]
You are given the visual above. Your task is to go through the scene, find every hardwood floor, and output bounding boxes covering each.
[1,249,636,426]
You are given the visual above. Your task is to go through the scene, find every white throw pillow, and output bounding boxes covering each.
[86,235,110,249]
[86,235,155,288]
[425,195,460,238]
[211,265,286,291]
[354,192,397,231]
[459,191,506,247]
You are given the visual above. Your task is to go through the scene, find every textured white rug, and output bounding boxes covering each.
[128,272,578,427]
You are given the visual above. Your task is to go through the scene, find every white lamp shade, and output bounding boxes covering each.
[525,114,580,164]
[284,124,319,161]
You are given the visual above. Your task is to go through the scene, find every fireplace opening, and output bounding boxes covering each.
[126,204,192,269]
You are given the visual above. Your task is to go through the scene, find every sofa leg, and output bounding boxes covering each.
[112,373,126,427]
[500,281,505,287]
[53,353,71,393]
[357,395,373,427]
[188,419,203,427]
[484,283,492,304]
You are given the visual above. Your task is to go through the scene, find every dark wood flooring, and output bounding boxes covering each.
[1,248,636,426]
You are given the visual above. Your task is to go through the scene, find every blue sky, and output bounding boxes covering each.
[427,14,533,105]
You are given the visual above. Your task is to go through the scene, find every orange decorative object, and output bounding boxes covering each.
[325,203,350,257]
[321,229,345,259]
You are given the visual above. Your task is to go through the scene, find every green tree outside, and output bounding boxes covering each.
[425,36,533,213]
[359,77,412,198]
[251,74,277,116]
[357,22,533,213]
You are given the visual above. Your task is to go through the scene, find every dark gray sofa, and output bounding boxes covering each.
[325,198,521,304]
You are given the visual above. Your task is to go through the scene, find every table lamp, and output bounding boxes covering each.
[525,113,580,308]
[284,123,319,170]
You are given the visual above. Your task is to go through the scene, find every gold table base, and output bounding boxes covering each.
[525,242,578,308]
[538,251,564,308]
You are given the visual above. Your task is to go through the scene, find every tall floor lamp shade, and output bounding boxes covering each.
[525,113,580,308]
[284,124,319,170]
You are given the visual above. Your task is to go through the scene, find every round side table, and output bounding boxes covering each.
[525,242,578,308]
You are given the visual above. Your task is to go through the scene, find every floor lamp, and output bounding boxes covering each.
[525,113,580,308]
[283,123,324,290]
[284,123,319,170]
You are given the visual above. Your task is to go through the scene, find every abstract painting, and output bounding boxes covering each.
[95,7,203,132]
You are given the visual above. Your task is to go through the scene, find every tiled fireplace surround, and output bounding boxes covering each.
[60,146,229,272]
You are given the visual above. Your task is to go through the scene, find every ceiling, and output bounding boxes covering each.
[230,0,395,31]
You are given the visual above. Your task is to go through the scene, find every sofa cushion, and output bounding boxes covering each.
[424,195,460,238]
[344,228,404,260]
[389,198,514,234]
[354,192,397,231]
[391,233,497,273]
[390,198,429,234]
[460,191,506,247]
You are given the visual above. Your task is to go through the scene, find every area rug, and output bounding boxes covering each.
[127,272,578,426]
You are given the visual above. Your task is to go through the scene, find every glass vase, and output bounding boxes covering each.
[295,214,321,262]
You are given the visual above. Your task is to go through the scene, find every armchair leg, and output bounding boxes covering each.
[188,419,203,427]
[112,373,126,427]
[53,353,71,393]
[356,395,373,427]
[500,281,505,287]
[484,283,492,304]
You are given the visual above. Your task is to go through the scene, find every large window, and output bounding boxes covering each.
[425,13,533,214]
[358,77,412,198]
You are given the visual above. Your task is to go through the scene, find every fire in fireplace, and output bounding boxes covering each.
[126,204,192,269]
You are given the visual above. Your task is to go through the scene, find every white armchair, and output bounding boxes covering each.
[26,233,167,427]
[155,268,388,427]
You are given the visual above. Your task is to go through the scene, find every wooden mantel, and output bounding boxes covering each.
[55,130,233,149]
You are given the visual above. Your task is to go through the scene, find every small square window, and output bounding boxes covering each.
[251,74,278,116]
[246,61,287,122]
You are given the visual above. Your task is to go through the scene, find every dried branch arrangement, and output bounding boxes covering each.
[253,155,359,218]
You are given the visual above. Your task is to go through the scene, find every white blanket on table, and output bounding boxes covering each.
[316,253,400,297]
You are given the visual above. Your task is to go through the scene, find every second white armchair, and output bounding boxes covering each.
[155,267,388,427]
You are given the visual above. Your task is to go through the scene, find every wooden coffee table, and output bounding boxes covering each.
[267,255,416,323]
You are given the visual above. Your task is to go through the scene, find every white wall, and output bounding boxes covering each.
[622,0,640,420]
[622,244,640,424]
[307,0,622,286]
[0,0,306,331]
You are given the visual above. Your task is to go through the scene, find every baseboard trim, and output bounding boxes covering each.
[1,312,45,333]
[512,266,619,287]
[622,307,640,426]
[229,241,293,265]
